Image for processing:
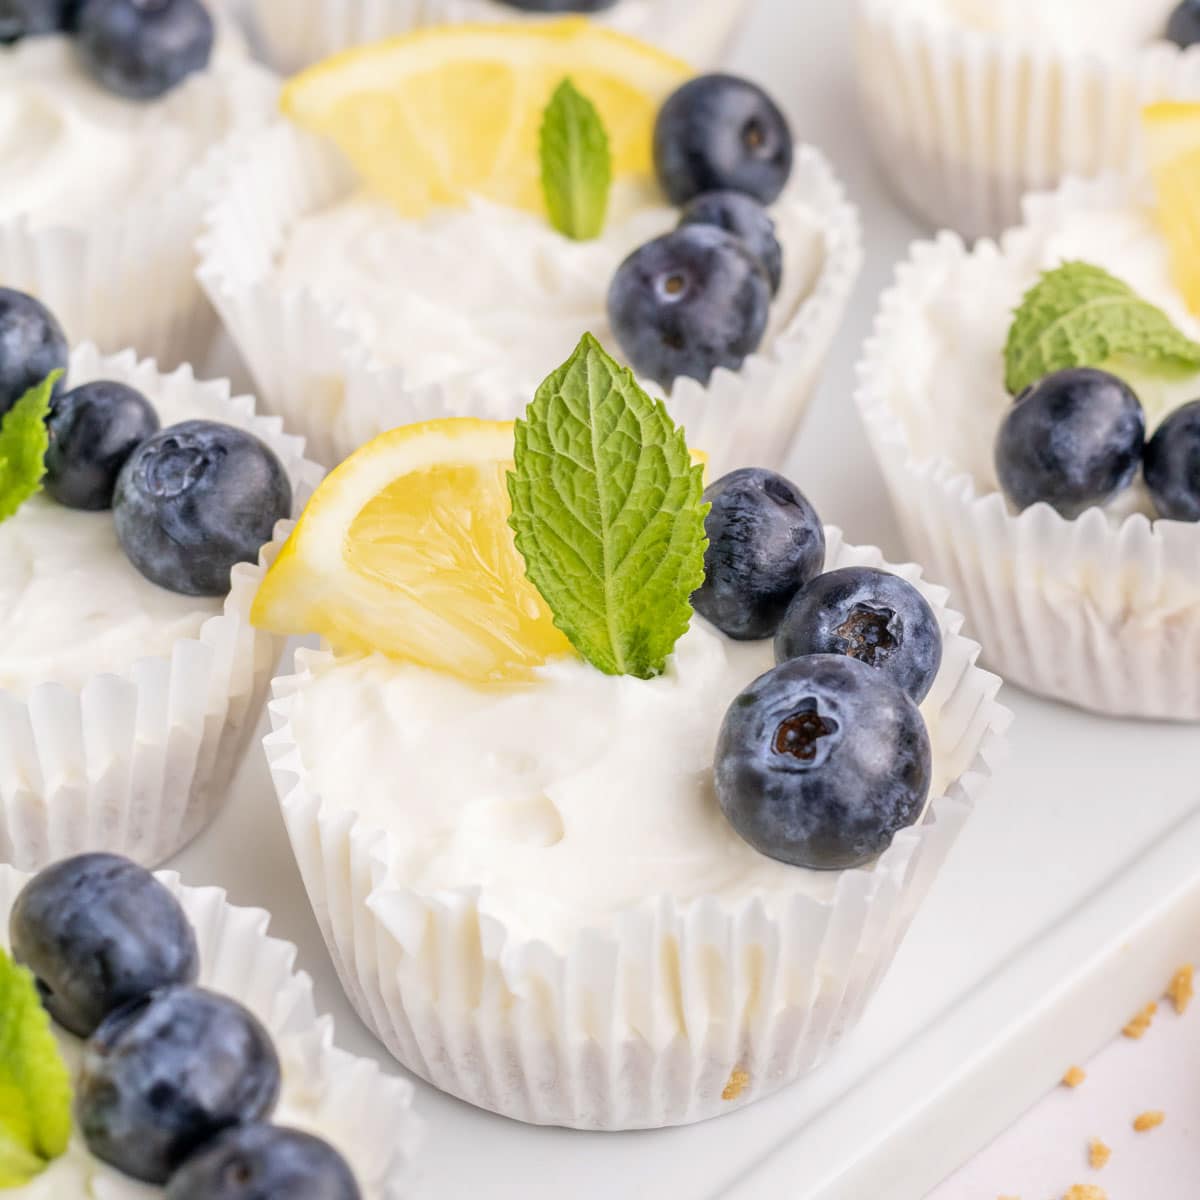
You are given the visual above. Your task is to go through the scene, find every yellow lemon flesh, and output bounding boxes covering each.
[280,19,691,217]
[1144,101,1200,317]
[252,419,573,683]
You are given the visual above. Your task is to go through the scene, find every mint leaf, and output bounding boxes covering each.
[1005,262,1200,395]
[0,371,61,525]
[539,78,612,241]
[508,333,708,679]
[0,948,71,1188]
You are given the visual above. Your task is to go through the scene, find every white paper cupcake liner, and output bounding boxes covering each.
[263,532,1009,1130]
[0,345,324,872]
[0,865,422,1198]
[198,123,862,474]
[855,173,1200,720]
[236,0,752,73]
[0,62,277,373]
[855,0,1200,239]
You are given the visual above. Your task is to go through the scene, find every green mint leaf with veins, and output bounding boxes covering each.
[508,333,708,679]
[1004,262,1200,396]
[0,948,72,1188]
[539,78,612,241]
[0,371,61,525]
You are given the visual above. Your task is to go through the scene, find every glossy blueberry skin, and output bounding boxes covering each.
[9,853,198,1038]
[113,419,291,596]
[76,0,214,101]
[678,190,783,295]
[0,288,68,418]
[1167,0,1200,47]
[692,468,825,640]
[166,1125,362,1200]
[493,0,616,9]
[715,655,932,870]
[654,74,794,206]
[994,367,1146,519]
[78,985,282,1185]
[775,566,943,703]
[0,0,76,41]
[1144,399,1200,521]
[44,380,160,510]
[608,225,770,389]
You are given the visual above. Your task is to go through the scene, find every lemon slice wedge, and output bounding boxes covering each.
[280,19,691,217]
[252,419,573,683]
[1144,101,1200,317]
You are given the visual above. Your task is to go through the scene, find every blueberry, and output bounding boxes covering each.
[0,288,68,418]
[494,0,616,9]
[166,1125,361,1200]
[692,468,825,640]
[679,190,783,295]
[714,655,932,870]
[44,380,160,511]
[1144,399,1200,521]
[0,0,77,41]
[608,225,771,389]
[775,566,943,703]
[994,367,1145,518]
[1168,1,1200,47]
[9,853,198,1038]
[654,74,794,207]
[78,985,281,1184]
[113,419,291,596]
[76,0,214,101]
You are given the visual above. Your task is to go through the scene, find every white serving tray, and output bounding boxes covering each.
[181,2,1200,1196]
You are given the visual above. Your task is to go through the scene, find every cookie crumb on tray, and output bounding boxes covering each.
[721,1068,750,1101]
[1087,1138,1111,1169]
[1122,1002,1157,1039]
[1062,1065,1086,1088]
[1133,1110,1165,1132]
[1063,1187,1106,1200]
[1168,965,1194,1014]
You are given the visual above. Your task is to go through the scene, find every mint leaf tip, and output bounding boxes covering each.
[539,78,612,242]
[0,369,62,526]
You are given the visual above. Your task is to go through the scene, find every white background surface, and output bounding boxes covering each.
[187,1,1200,1197]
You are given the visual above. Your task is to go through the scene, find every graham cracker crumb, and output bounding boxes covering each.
[1168,965,1194,1015]
[1122,1002,1157,1039]
[1062,1065,1086,1088]
[1064,1187,1106,1200]
[721,1068,750,1101]
[1133,1110,1165,1132]
[1088,1138,1111,1170]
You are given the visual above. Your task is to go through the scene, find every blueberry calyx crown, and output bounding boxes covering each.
[772,705,837,763]
[834,604,899,668]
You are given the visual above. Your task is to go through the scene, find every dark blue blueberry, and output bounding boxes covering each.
[654,74,794,206]
[1168,1,1200,47]
[692,468,825,640]
[78,985,282,1185]
[1145,399,1200,521]
[166,1125,362,1200]
[994,367,1145,518]
[494,0,616,9]
[775,566,943,703]
[0,0,77,41]
[113,419,291,596]
[9,853,198,1038]
[76,0,214,100]
[714,655,932,870]
[44,380,160,510]
[0,288,67,418]
[679,190,783,295]
[607,225,770,389]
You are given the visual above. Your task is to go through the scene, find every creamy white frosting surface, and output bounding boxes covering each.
[290,620,948,951]
[275,179,826,405]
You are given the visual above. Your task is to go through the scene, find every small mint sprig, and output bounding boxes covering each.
[0,948,72,1188]
[539,78,612,242]
[1004,261,1200,395]
[0,371,62,525]
[507,334,708,679]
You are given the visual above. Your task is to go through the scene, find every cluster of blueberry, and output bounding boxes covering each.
[607,74,794,390]
[1,288,292,596]
[995,367,1200,523]
[9,853,362,1197]
[2,0,214,100]
[691,468,944,871]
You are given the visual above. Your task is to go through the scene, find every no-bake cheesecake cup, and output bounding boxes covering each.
[199,122,861,475]
[263,531,1008,1130]
[856,172,1200,720]
[0,345,323,871]
[0,864,422,1198]
[856,0,1200,238]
